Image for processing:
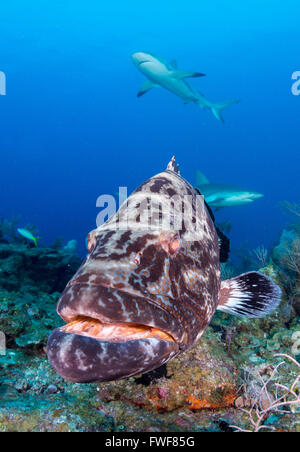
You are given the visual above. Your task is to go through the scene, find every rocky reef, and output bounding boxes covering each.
[0,218,299,432]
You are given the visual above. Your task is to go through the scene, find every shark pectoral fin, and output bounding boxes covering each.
[137,80,158,97]
[174,71,206,79]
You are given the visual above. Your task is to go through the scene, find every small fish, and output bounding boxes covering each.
[196,170,263,209]
[47,157,281,383]
[17,228,39,247]
[131,52,239,122]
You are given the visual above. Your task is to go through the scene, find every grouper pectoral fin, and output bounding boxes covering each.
[217,272,281,318]
[137,80,158,97]
[173,70,206,79]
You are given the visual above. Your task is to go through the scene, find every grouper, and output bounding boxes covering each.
[47,157,281,383]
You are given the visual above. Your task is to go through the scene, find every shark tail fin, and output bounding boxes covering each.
[217,272,281,318]
[210,99,239,122]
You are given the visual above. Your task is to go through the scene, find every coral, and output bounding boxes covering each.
[96,327,239,415]
[0,221,299,432]
[0,235,81,351]
[51,237,65,250]
[231,354,300,432]
[0,217,20,243]
[271,229,300,315]
[280,201,300,218]
[0,242,81,293]
[186,393,236,411]
[220,262,236,280]
[0,289,62,350]
[232,243,270,273]
[63,240,77,254]
[281,240,300,275]
[251,245,269,268]
[233,242,260,273]
[0,328,244,432]
[272,229,299,270]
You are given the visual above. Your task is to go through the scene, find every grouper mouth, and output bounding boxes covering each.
[61,316,176,343]
[46,284,182,383]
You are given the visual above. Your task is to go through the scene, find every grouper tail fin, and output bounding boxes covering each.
[210,99,239,122]
[217,272,281,318]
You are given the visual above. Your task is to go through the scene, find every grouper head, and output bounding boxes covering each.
[47,157,220,383]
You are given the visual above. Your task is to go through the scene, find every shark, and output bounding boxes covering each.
[195,170,264,209]
[131,52,239,122]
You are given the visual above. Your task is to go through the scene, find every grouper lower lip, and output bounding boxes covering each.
[47,283,184,383]
[47,318,179,383]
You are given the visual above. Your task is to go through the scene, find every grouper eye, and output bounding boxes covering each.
[134,251,142,265]
[86,230,97,253]
[160,231,181,256]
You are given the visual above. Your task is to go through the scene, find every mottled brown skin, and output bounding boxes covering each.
[47,161,221,383]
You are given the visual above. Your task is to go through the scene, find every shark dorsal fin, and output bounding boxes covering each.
[169,59,178,69]
[196,170,210,186]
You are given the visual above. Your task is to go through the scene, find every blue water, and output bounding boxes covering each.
[0,1,299,257]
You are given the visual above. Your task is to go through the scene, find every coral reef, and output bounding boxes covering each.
[251,245,269,268]
[0,220,81,350]
[0,244,80,293]
[231,354,300,432]
[0,218,299,432]
[272,229,300,315]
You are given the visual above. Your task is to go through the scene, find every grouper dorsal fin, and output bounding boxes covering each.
[196,170,210,186]
[137,80,158,97]
[166,155,180,175]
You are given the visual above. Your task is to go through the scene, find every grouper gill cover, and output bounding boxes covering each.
[47,157,281,383]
